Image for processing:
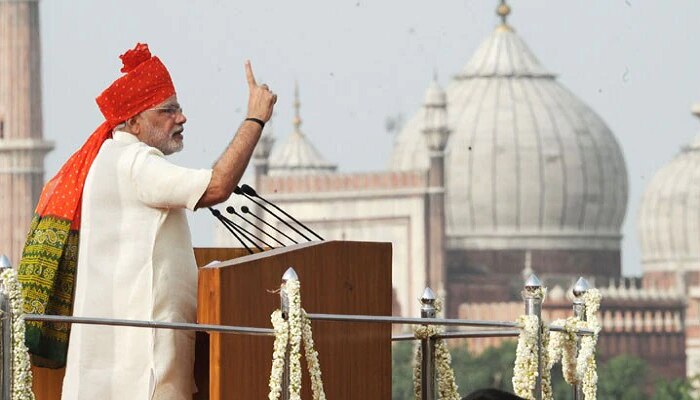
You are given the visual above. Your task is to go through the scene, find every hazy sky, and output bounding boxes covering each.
[38,1,700,276]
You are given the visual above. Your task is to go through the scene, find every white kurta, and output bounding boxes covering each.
[62,131,212,400]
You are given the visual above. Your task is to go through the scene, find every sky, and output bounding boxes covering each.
[38,1,700,276]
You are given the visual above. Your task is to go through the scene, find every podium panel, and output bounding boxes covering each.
[196,240,392,400]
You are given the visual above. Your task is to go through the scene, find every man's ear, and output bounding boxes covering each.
[126,115,141,135]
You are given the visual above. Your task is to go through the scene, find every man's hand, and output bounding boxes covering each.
[245,60,277,122]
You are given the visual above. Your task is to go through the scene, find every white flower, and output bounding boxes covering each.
[519,287,602,400]
[268,310,288,400]
[267,279,326,400]
[513,314,540,400]
[1,268,36,400]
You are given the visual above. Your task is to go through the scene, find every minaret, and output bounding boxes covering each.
[267,82,336,176]
[0,0,54,265]
[422,74,450,299]
[289,81,306,145]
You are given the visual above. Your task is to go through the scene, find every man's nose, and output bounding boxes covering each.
[176,112,187,125]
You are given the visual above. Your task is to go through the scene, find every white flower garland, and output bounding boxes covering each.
[512,314,540,400]
[513,286,547,400]
[268,279,326,400]
[547,317,578,385]
[288,280,303,400]
[0,268,35,400]
[516,287,602,400]
[540,324,553,400]
[269,310,288,400]
[412,300,460,400]
[577,289,601,400]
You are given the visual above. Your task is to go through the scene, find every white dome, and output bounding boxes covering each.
[268,84,336,176]
[639,114,700,272]
[390,24,628,250]
[268,130,336,176]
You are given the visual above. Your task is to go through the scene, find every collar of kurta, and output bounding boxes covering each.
[113,130,167,157]
[113,130,140,144]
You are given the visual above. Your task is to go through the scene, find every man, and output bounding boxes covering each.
[18,43,275,399]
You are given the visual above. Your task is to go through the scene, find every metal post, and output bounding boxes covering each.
[523,274,543,400]
[0,254,13,400]
[420,287,437,400]
[280,267,298,400]
[572,277,589,400]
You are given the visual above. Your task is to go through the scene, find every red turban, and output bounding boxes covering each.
[97,43,176,124]
[18,43,176,367]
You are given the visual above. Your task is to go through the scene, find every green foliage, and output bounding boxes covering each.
[597,354,648,400]
[651,376,698,400]
[452,341,516,393]
[392,341,416,400]
[392,341,700,400]
[392,340,524,399]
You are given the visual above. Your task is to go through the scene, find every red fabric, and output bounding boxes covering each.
[35,43,176,229]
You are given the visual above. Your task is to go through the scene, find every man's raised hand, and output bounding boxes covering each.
[245,60,276,123]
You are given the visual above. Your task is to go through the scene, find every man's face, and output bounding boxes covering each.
[137,95,187,155]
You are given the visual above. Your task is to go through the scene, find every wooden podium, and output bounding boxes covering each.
[31,240,392,399]
[194,240,392,399]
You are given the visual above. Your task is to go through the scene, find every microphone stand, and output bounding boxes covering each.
[235,187,311,241]
[241,206,298,244]
[208,208,254,254]
[226,206,286,247]
[241,184,324,241]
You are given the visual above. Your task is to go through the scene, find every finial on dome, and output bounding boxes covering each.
[293,81,302,131]
[497,0,511,26]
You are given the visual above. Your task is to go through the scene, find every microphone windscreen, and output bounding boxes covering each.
[241,184,257,196]
[226,206,235,214]
[241,206,250,213]
[234,186,242,195]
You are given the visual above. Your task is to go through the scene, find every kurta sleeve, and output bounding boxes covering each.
[127,146,213,211]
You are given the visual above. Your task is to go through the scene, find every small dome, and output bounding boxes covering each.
[268,84,336,176]
[390,19,628,250]
[639,108,700,272]
[268,131,336,175]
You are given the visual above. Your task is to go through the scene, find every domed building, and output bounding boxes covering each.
[391,5,628,308]
[217,2,687,379]
[638,104,700,376]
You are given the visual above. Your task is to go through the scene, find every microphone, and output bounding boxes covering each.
[226,206,286,247]
[241,206,298,244]
[234,186,311,242]
[240,184,324,241]
[208,207,253,254]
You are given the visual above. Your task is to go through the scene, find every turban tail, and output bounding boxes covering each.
[17,43,176,367]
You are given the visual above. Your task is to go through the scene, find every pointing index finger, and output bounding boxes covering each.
[245,60,257,89]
